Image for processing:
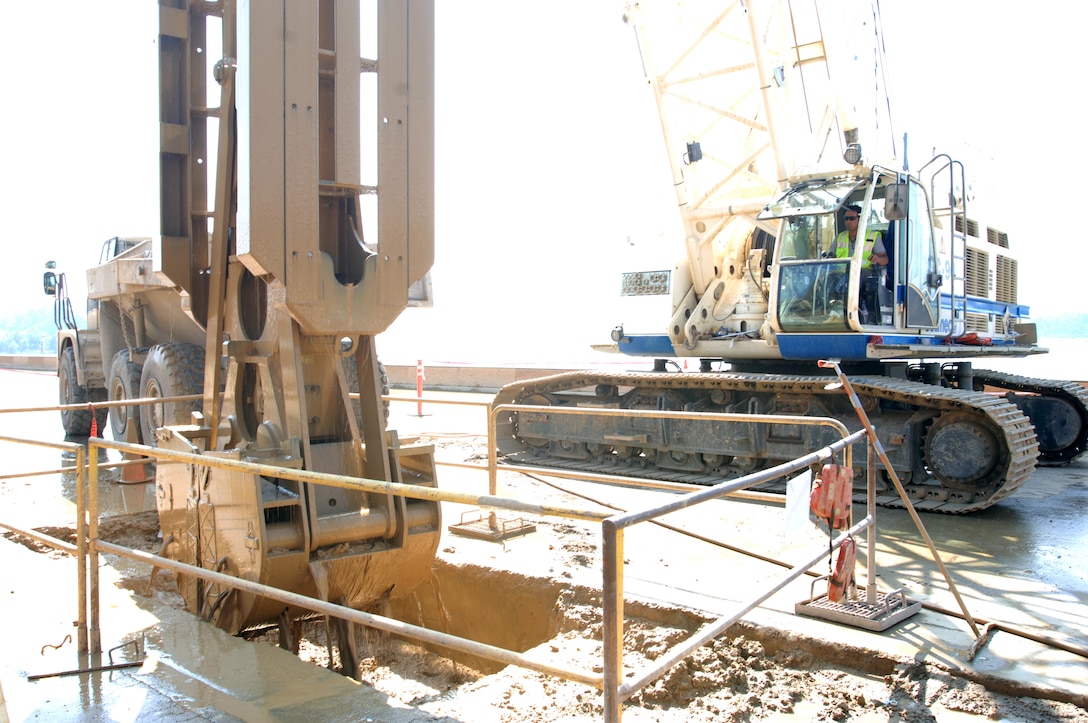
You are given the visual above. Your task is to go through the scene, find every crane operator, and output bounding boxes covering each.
[835,204,888,324]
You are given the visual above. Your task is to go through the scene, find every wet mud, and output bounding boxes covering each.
[14,508,1085,721]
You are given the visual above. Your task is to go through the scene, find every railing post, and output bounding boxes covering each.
[88,440,101,654]
[487,402,498,496]
[602,518,625,722]
[866,437,877,604]
[75,445,88,654]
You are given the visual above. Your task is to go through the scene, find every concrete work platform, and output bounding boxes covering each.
[0,369,1085,720]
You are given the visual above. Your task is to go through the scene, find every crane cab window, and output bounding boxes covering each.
[761,174,897,331]
[759,176,865,220]
[779,215,837,260]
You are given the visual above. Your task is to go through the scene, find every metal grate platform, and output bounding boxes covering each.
[796,584,921,632]
[448,510,536,542]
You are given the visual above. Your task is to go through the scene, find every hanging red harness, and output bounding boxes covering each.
[810,463,853,530]
[828,535,857,603]
[810,463,857,603]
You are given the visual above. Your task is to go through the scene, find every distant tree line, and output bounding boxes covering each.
[0,308,65,355]
[1034,314,1088,339]
[0,310,1082,355]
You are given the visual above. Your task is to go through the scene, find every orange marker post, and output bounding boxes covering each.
[416,359,425,416]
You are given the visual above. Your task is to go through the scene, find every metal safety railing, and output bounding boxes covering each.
[481,402,867,721]
[384,393,855,502]
[486,403,855,493]
[3,390,886,723]
[412,398,874,721]
[0,392,618,690]
[383,392,495,477]
[4,367,1085,718]
[84,434,615,685]
[0,434,90,651]
[0,397,607,685]
[597,430,868,720]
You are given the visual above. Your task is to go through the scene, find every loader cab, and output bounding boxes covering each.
[758,168,942,336]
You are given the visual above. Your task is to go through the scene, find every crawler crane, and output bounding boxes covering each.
[496,0,1088,512]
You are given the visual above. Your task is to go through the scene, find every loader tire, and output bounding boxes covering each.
[59,345,108,438]
[139,343,205,446]
[109,349,146,443]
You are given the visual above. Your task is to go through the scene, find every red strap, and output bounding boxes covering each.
[828,536,857,603]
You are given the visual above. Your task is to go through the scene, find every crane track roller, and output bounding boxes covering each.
[922,411,1006,491]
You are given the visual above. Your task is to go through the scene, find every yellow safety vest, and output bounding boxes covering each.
[834,230,882,269]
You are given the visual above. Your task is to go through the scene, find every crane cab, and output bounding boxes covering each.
[608,157,1038,365]
[750,159,1037,363]
[760,167,943,338]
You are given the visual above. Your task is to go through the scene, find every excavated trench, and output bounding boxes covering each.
[390,561,567,674]
[243,557,916,720]
[251,558,1085,721]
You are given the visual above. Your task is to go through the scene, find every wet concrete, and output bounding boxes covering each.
[0,533,432,722]
[0,369,1086,719]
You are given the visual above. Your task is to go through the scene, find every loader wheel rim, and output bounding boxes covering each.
[60,370,72,407]
[111,376,129,429]
[146,378,165,431]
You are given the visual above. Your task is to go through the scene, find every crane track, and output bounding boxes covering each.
[494,370,1041,514]
[972,369,1088,465]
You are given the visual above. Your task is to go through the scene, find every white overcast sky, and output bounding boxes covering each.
[2,1,1083,364]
